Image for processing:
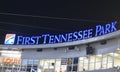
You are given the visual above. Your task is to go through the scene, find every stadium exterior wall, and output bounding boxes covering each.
[0,30,119,59]
[21,36,120,59]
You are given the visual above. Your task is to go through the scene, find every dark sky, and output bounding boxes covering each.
[0,1,120,35]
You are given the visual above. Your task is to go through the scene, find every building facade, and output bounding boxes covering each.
[0,22,119,72]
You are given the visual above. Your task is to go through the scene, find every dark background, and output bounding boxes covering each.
[0,1,120,39]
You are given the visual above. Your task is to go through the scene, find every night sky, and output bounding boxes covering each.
[0,1,120,35]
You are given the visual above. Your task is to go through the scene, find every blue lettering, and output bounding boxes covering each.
[67,33,73,42]
[22,37,25,44]
[88,29,93,38]
[17,36,23,44]
[78,31,83,39]
[13,21,118,45]
[105,24,111,34]
[30,36,41,44]
[60,34,68,42]
[36,36,41,44]
[95,25,101,36]
[73,32,78,41]
[31,36,36,44]
[95,25,105,36]
[111,21,117,32]
[25,37,30,44]
[49,35,54,44]
[17,36,41,45]
[83,30,88,39]
[54,35,61,43]
[42,34,49,44]
[101,26,105,35]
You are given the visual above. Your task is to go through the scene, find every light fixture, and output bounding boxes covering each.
[117,48,120,50]
[96,54,102,57]
[109,53,119,57]
[1,53,21,57]
[0,50,21,54]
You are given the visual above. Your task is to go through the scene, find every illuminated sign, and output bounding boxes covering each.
[2,57,21,64]
[4,21,118,45]
[4,34,16,44]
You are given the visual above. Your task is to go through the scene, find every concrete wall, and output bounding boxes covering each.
[22,37,120,59]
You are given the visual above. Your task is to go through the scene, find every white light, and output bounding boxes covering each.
[97,54,102,57]
[114,53,118,56]
[0,50,21,54]
[1,53,21,58]
[117,48,120,50]
[109,53,119,57]
[13,65,15,68]
[79,57,84,60]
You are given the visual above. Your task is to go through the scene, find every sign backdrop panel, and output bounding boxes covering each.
[0,21,119,45]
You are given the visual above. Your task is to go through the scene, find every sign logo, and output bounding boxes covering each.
[4,34,16,44]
